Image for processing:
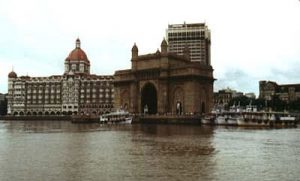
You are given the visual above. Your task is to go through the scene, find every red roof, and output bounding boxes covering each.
[65,39,90,64]
[8,71,17,78]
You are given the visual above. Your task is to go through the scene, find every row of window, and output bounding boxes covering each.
[24,99,113,105]
[80,104,113,108]
[168,31,206,37]
[13,84,114,93]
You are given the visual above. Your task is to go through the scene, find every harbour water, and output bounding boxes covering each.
[0,121,299,181]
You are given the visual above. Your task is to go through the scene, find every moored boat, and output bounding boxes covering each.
[214,112,239,126]
[201,113,215,125]
[99,110,132,124]
[238,111,297,128]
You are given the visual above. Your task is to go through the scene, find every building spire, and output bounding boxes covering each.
[131,43,138,60]
[76,38,81,48]
[161,38,168,54]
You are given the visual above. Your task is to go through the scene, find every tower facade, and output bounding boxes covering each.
[166,22,211,65]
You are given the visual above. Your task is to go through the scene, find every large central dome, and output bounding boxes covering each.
[64,38,91,75]
[66,38,89,64]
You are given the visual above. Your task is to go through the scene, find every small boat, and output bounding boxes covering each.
[99,110,132,124]
[215,112,239,126]
[201,113,215,125]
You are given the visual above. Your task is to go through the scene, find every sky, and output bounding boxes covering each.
[0,0,300,96]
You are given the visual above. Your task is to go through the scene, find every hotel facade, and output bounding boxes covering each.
[7,39,114,116]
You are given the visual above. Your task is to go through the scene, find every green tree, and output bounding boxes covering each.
[228,96,253,108]
[289,99,300,112]
[269,95,286,111]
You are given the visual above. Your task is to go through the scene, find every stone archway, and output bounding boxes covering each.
[141,83,157,114]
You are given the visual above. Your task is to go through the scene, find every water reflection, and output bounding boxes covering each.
[127,124,217,180]
[1,120,103,133]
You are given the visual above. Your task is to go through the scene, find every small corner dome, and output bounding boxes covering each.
[8,71,17,78]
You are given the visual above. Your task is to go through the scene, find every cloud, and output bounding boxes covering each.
[0,0,300,94]
[215,69,259,94]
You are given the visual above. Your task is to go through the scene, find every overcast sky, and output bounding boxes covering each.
[0,0,300,95]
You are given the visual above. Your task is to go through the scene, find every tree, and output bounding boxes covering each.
[0,97,7,115]
[228,96,253,108]
[269,95,286,111]
[289,99,300,112]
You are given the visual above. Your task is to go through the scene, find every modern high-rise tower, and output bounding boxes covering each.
[166,22,211,65]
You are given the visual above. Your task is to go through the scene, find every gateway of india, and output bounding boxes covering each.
[114,39,214,115]
[7,23,215,116]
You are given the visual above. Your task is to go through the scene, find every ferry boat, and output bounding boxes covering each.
[201,113,215,125]
[214,105,242,126]
[205,103,297,127]
[238,112,272,127]
[99,110,132,124]
[215,112,239,126]
[238,110,297,128]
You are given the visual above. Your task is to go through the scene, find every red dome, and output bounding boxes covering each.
[68,48,88,61]
[8,71,17,78]
[66,39,89,63]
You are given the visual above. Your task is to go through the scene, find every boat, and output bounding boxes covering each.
[238,110,297,128]
[237,112,271,127]
[215,112,239,126]
[99,110,132,124]
[201,113,215,125]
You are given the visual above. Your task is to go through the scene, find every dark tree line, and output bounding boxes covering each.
[227,95,300,112]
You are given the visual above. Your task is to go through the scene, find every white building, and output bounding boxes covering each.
[7,39,114,116]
